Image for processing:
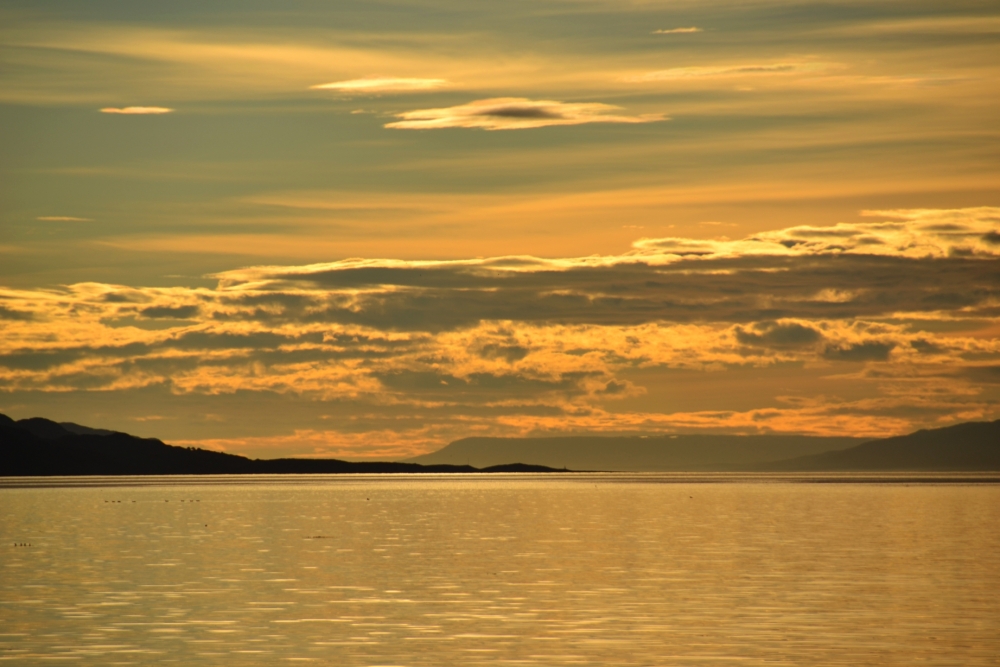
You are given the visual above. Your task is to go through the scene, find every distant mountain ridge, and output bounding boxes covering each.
[3,413,998,475]
[757,420,1000,471]
[410,422,1000,472]
[15,417,118,439]
[408,434,869,471]
[0,414,559,476]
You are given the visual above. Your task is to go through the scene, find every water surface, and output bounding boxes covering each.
[2,474,998,665]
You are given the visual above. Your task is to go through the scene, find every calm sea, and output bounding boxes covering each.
[2,473,998,665]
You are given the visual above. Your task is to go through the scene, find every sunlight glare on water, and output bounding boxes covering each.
[1,474,998,665]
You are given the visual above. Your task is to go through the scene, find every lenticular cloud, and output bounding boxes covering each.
[653,27,703,34]
[386,97,666,130]
[100,106,174,115]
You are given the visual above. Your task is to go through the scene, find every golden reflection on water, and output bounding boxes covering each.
[1,474,999,665]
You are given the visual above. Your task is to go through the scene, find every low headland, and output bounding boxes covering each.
[0,414,561,476]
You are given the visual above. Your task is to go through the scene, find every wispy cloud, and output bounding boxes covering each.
[385,97,666,130]
[653,27,702,34]
[627,63,816,82]
[822,16,1000,36]
[99,106,174,115]
[310,77,449,93]
[0,26,570,106]
[36,216,92,222]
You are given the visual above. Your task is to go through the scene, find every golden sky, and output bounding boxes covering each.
[1,0,998,458]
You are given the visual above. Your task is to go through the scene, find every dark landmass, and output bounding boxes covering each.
[408,434,869,472]
[4,412,997,476]
[758,420,1000,471]
[0,414,562,476]
[411,422,1000,472]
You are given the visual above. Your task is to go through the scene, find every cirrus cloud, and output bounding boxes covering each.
[310,77,449,93]
[653,27,703,34]
[99,106,174,114]
[627,62,819,82]
[385,97,667,130]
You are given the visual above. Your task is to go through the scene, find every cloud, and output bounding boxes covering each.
[735,322,823,349]
[633,207,1000,260]
[310,77,448,93]
[1,208,997,454]
[139,305,200,319]
[180,208,1000,340]
[36,216,92,222]
[823,341,895,362]
[0,306,33,321]
[99,106,174,114]
[385,98,667,130]
[4,24,652,107]
[822,16,1000,36]
[627,63,816,82]
[653,27,702,34]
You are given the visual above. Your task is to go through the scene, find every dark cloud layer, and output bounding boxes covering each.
[823,341,896,362]
[736,322,823,348]
[140,305,200,319]
[206,208,1000,332]
[209,254,998,332]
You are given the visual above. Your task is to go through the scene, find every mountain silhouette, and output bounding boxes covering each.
[0,414,560,476]
[408,434,868,471]
[3,413,997,475]
[759,419,1000,471]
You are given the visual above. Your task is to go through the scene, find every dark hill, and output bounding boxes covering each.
[761,420,1000,471]
[0,414,561,476]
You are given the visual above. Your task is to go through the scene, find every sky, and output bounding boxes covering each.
[1,0,999,459]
